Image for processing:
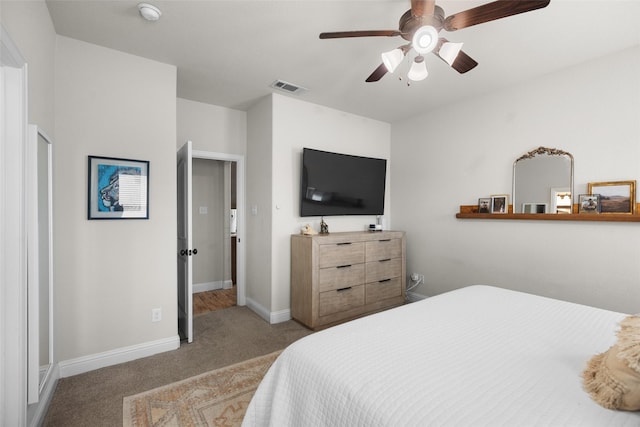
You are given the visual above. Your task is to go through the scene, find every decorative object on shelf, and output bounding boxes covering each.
[478,198,490,213]
[320,216,329,234]
[88,155,149,220]
[301,224,317,235]
[522,203,547,214]
[579,194,600,214]
[513,146,573,214]
[587,181,636,214]
[490,195,508,214]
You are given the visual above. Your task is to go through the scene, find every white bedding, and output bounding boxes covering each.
[243,285,640,426]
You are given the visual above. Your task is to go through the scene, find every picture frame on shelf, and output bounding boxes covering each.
[578,194,600,214]
[88,155,149,219]
[491,195,508,214]
[522,203,547,214]
[587,181,636,214]
[478,198,491,213]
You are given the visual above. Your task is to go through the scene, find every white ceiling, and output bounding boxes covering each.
[45,0,640,123]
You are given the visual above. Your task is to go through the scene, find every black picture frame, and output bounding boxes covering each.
[478,198,491,213]
[88,155,149,219]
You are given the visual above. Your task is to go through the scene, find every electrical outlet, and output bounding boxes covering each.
[410,273,420,281]
[151,308,162,322]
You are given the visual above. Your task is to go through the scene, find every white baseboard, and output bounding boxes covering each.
[270,308,292,324]
[193,280,233,293]
[406,291,428,303]
[58,335,180,378]
[245,297,291,324]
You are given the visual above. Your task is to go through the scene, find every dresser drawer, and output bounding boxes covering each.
[365,238,402,262]
[319,263,365,293]
[318,284,365,317]
[365,257,402,283]
[319,242,365,268]
[365,277,402,304]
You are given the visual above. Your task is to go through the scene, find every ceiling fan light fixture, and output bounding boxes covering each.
[439,42,464,66]
[138,3,162,21]
[407,55,428,81]
[412,26,438,54]
[381,48,404,73]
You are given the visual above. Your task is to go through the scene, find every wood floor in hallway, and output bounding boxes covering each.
[193,286,236,315]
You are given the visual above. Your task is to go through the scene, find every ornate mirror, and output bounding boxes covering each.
[512,147,574,214]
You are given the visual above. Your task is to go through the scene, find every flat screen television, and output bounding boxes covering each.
[300,148,387,217]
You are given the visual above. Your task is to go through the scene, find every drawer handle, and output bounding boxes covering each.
[378,279,391,283]
[378,239,391,242]
[336,264,352,269]
[379,258,391,262]
[336,287,353,292]
[337,242,352,246]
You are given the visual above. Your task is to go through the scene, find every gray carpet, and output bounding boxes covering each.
[42,306,312,427]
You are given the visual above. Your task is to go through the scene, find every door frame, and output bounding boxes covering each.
[192,150,246,306]
[1,24,28,426]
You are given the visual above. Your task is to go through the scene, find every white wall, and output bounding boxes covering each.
[246,96,274,312]
[0,0,55,136]
[177,97,246,154]
[54,36,178,361]
[391,46,640,314]
[269,94,391,313]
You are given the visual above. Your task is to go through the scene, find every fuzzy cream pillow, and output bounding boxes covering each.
[582,315,640,411]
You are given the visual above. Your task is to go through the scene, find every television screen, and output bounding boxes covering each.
[300,148,386,217]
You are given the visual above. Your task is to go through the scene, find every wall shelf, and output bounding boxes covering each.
[456,204,640,222]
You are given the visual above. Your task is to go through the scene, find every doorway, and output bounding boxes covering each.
[177,143,246,343]
[192,158,237,315]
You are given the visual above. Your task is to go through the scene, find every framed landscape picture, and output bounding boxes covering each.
[88,156,149,219]
[587,181,636,214]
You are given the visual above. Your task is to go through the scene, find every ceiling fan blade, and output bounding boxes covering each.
[365,63,389,82]
[320,30,401,39]
[434,38,478,73]
[449,51,478,74]
[444,0,550,31]
[411,0,436,17]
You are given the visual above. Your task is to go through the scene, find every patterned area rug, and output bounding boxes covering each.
[123,351,280,427]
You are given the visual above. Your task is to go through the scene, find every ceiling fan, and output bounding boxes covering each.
[319,0,551,82]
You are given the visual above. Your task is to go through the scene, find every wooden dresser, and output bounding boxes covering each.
[291,230,406,330]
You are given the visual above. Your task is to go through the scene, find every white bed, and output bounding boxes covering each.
[243,285,640,426]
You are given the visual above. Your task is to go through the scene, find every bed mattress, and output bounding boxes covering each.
[243,285,639,426]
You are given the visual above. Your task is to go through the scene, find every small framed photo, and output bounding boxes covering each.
[88,155,149,219]
[522,203,547,214]
[587,181,636,214]
[578,194,600,214]
[478,198,491,213]
[491,195,508,214]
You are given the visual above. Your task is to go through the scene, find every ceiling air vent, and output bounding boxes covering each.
[270,80,307,95]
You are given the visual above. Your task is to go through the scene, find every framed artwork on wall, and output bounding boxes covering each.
[587,181,636,214]
[88,155,149,219]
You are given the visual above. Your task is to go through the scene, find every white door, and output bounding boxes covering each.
[177,141,193,343]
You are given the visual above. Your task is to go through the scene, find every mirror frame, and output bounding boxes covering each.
[27,125,54,403]
[512,146,574,214]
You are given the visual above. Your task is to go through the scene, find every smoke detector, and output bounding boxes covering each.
[138,3,162,21]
